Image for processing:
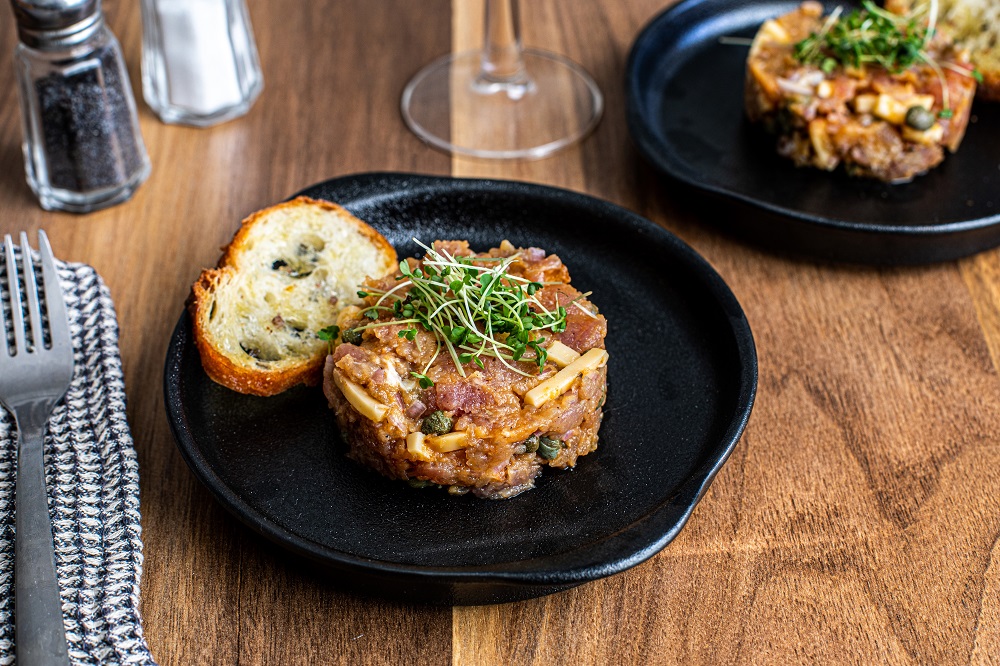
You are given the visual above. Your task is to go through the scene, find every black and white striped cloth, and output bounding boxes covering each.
[0,250,156,665]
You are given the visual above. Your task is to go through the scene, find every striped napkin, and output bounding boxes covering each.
[0,250,156,665]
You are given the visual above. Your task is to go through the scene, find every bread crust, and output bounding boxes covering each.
[188,196,396,397]
[189,269,327,396]
[217,196,395,272]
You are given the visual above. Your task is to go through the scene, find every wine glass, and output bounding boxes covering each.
[401,0,603,160]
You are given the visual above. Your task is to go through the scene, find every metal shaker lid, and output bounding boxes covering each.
[10,0,102,47]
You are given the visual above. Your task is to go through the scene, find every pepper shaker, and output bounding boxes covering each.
[10,0,151,213]
[140,0,263,127]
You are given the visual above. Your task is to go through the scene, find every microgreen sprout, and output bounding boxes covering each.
[794,2,929,73]
[410,372,434,389]
[348,241,590,379]
[792,0,978,116]
[317,324,340,353]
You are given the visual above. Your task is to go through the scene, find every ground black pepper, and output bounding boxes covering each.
[35,44,143,192]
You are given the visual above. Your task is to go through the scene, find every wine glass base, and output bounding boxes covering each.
[401,48,603,160]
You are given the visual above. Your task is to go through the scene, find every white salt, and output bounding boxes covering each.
[155,0,243,115]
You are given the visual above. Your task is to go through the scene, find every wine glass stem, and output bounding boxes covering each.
[478,0,532,94]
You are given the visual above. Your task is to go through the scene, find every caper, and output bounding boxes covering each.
[421,411,453,435]
[905,106,935,131]
[522,435,539,454]
[341,327,363,345]
[407,478,437,489]
[537,436,562,460]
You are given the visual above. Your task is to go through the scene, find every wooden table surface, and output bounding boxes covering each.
[3,0,1000,663]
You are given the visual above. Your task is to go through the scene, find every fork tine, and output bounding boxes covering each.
[37,230,70,354]
[19,232,43,352]
[3,235,25,356]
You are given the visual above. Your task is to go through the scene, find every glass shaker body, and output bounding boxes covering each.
[15,25,151,213]
[140,0,263,127]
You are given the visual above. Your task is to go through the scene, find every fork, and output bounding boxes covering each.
[0,231,73,666]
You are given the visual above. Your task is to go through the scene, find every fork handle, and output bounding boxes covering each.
[14,419,71,666]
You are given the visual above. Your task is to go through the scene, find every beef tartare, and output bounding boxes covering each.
[746,1,978,182]
[323,240,608,499]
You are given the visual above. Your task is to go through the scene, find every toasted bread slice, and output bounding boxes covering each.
[887,0,1000,100]
[190,196,397,396]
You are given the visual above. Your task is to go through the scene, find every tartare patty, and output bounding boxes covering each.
[745,1,977,183]
[323,240,608,499]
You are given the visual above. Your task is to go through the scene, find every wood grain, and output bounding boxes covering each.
[2,0,1000,663]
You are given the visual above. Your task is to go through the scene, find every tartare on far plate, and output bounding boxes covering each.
[323,240,609,499]
[745,1,978,183]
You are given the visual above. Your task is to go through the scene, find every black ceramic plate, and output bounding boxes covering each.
[163,173,757,605]
[626,0,1000,265]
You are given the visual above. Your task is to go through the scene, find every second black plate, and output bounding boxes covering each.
[626,0,1000,264]
[164,173,757,605]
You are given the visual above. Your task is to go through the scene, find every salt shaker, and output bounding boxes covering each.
[10,0,151,213]
[140,0,263,127]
